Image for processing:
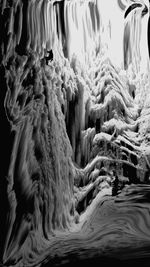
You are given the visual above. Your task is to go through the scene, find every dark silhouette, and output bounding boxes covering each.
[124,3,148,19]
[45,50,53,65]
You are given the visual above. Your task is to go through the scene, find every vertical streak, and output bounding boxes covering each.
[16,3,23,46]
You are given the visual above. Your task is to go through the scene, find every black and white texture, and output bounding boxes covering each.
[1,0,150,266]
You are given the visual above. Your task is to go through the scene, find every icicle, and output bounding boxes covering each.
[15,3,23,46]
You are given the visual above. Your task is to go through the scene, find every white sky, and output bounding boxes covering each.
[67,0,149,72]
[97,0,125,67]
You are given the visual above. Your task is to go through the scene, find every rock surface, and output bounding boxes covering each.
[1,0,150,266]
